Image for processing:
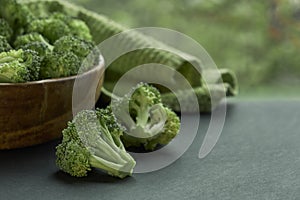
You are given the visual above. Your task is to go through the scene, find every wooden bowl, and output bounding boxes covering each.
[0,57,105,149]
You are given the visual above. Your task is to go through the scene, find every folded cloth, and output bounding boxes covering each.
[24,0,238,112]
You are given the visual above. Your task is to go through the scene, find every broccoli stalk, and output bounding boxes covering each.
[0,49,41,83]
[56,109,136,178]
[112,83,181,151]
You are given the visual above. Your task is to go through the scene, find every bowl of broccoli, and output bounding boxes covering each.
[0,0,104,149]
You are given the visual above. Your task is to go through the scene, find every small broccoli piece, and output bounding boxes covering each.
[68,19,93,41]
[52,12,93,41]
[14,33,53,58]
[18,42,52,59]
[53,35,100,72]
[22,49,41,81]
[0,36,12,53]
[53,35,95,62]
[14,33,52,49]
[0,0,35,33]
[26,18,70,44]
[0,49,41,83]
[56,109,136,178]
[0,18,13,41]
[112,83,181,151]
[40,51,80,79]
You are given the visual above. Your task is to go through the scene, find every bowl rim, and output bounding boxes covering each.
[0,55,105,86]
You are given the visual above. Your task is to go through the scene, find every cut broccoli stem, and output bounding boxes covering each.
[0,56,18,63]
[109,83,181,150]
[0,74,13,83]
[135,102,150,128]
[89,156,131,178]
[101,87,121,101]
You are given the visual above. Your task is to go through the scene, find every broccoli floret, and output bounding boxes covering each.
[0,36,12,53]
[18,42,52,59]
[26,18,70,44]
[0,49,41,83]
[56,109,136,178]
[53,35,100,72]
[22,49,41,81]
[0,0,35,34]
[40,51,80,79]
[14,33,53,58]
[53,35,95,62]
[112,83,181,151]
[14,33,52,49]
[52,12,93,41]
[0,18,13,41]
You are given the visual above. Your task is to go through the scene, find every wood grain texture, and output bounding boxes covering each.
[0,63,104,149]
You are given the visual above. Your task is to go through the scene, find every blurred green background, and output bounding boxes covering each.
[70,0,300,98]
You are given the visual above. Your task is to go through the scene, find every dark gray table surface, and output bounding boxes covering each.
[1,100,300,200]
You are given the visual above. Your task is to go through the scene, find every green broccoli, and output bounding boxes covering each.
[22,49,41,81]
[0,0,35,35]
[0,36,12,53]
[53,35,100,72]
[112,83,181,151]
[52,12,93,41]
[0,49,40,83]
[14,33,52,49]
[53,35,96,62]
[26,18,70,44]
[0,18,13,41]
[14,33,53,58]
[40,51,80,79]
[18,42,52,59]
[56,109,136,178]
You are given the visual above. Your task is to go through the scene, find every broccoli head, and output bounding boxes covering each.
[0,0,35,33]
[18,42,52,59]
[56,109,136,178]
[40,51,80,79]
[14,33,53,58]
[22,49,41,81]
[26,18,70,44]
[14,33,52,49]
[53,35,95,62]
[112,83,181,151]
[53,35,100,72]
[52,12,93,41]
[0,36,12,53]
[0,49,41,83]
[0,18,13,41]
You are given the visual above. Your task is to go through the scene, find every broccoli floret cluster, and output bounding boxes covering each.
[51,12,93,41]
[27,12,92,44]
[0,0,34,34]
[56,109,136,178]
[0,0,99,83]
[56,83,181,178]
[0,49,40,83]
[113,83,181,150]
